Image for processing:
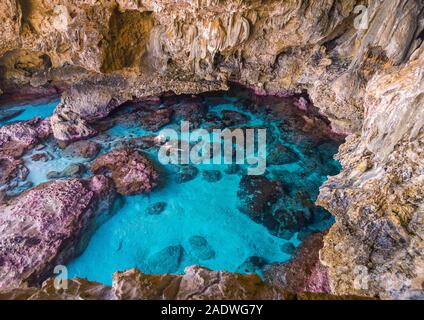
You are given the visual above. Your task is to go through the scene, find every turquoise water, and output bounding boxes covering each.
[1,90,343,285]
[0,100,58,125]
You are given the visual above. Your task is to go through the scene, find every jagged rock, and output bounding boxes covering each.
[317,43,424,300]
[91,148,159,195]
[0,155,29,192]
[146,245,184,274]
[113,266,284,300]
[145,202,167,215]
[63,140,101,160]
[0,117,51,158]
[0,0,423,300]
[265,232,331,295]
[188,235,215,261]
[0,175,116,289]
[139,108,173,131]
[173,102,208,128]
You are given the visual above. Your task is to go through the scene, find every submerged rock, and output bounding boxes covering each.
[202,170,222,183]
[47,163,86,179]
[146,245,184,274]
[139,108,173,131]
[188,235,215,261]
[281,243,296,255]
[175,165,198,184]
[237,175,283,219]
[63,140,101,160]
[274,209,313,232]
[0,109,24,122]
[113,135,164,150]
[91,148,159,195]
[237,256,268,274]
[31,153,50,162]
[173,102,208,128]
[0,176,116,289]
[221,110,250,126]
[224,164,241,175]
[267,143,300,166]
[0,155,29,192]
[145,202,166,215]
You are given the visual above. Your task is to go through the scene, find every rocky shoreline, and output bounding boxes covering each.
[0,0,423,300]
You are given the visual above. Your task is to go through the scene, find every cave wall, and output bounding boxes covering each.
[0,0,423,299]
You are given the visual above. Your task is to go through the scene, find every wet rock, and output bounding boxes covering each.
[274,209,313,232]
[173,102,208,128]
[0,176,116,288]
[0,109,24,122]
[146,202,166,215]
[281,243,296,255]
[47,163,86,179]
[221,110,250,126]
[264,232,331,294]
[6,181,34,196]
[237,175,283,219]
[297,228,315,241]
[91,148,159,195]
[188,235,215,261]
[139,108,173,131]
[63,140,101,160]
[114,266,284,300]
[224,164,241,175]
[0,117,51,158]
[31,153,50,162]
[237,256,268,273]
[146,245,184,274]
[51,84,127,143]
[113,135,164,150]
[267,143,299,165]
[279,230,295,241]
[175,165,198,184]
[0,155,29,192]
[202,170,222,183]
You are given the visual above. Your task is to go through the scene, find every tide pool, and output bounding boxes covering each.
[1,90,343,285]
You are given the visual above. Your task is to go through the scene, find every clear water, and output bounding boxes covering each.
[0,100,58,126]
[1,90,343,285]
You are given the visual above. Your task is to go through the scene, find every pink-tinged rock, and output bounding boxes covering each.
[264,232,331,294]
[91,148,159,196]
[0,117,51,158]
[0,175,116,289]
[0,155,29,192]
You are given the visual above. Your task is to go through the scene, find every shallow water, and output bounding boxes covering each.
[0,100,58,126]
[2,90,343,285]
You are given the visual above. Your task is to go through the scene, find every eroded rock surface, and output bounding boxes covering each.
[0,0,423,300]
[0,175,116,289]
[91,148,159,195]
